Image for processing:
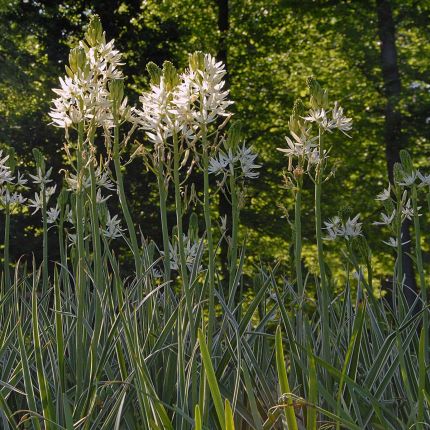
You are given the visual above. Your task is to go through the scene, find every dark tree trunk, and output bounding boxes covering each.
[376,0,417,306]
[216,0,231,281]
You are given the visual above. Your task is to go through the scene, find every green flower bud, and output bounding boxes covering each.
[307,76,329,109]
[289,98,305,134]
[189,51,205,72]
[188,212,199,243]
[58,188,69,211]
[68,47,87,74]
[399,149,414,175]
[5,147,16,173]
[162,61,180,91]
[393,162,404,185]
[146,62,162,86]
[225,121,243,151]
[109,79,124,103]
[85,15,104,47]
[32,148,45,171]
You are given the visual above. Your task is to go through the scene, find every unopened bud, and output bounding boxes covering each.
[307,76,329,109]
[189,51,205,72]
[69,47,87,74]
[225,121,243,151]
[109,79,124,103]
[399,149,414,175]
[162,61,180,90]
[146,62,162,85]
[85,15,104,47]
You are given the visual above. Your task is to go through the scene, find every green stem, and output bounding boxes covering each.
[315,129,330,387]
[295,177,304,298]
[42,185,48,293]
[112,108,142,279]
[172,132,195,341]
[228,166,239,303]
[3,205,10,290]
[75,121,86,400]
[202,129,215,350]
[412,185,427,365]
[88,159,103,387]
[157,150,171,283]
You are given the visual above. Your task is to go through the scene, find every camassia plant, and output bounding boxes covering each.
[0,15,429,430]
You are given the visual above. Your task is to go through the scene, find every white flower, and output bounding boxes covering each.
[27,186,56,215]
[324,214,362,240]
[208,144,260,180]
[29,167,53,187]
[49,31,124,130]
[0,152,14,185]
[47,205,60,224]
[0,190,26,206]
[417,171,430,187]
[383,236,410,248]
[172,53,233,129]
[15,171,28,186]
[401,199,421,220]
[375,184,391,201]
[331,102,352,136]
[397,171,417,187]
[373,210,396,226]
[103,212,124,239]
[27,192,43,214]
[303,108,328,126]
[163,234,201,271]
[277,130,318,159]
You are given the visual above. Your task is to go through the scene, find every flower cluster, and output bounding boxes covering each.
[208,143,261,180]
[324,214,362,241]
[136,52,233,150]
[0,151,27,212]
[49,15,126,130]
[277,79,352,175]
[164,234,202,272]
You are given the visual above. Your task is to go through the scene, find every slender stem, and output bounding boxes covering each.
[315,129,330,387]
[3,204,10,290]
[202,128,216,349]
[412,185,427,364]
[228,166,238,302]
[88,159,103,381]
[112,108,142,279]
[75,121,86,399]
[394,186,403,314]
[157,150,171,283]
[42,184,48,293]
[294,177,304,297]
[172,132,195,341]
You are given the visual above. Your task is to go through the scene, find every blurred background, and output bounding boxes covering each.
[1,0,430,288]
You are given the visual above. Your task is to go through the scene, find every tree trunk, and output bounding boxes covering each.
[376,0,417,306]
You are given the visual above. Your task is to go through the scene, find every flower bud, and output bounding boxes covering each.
[225,121,243,151]
[68,47,87,74]
[399,149,414,175]
[289,98,305,134]
[32,148,45,171]
[162,61,180,91]
[85,15,104,47]
[109,79,124,103]
[188,51,205,72]
[307,76,329,109]
[146,62,162,85]
[393,162,404,185]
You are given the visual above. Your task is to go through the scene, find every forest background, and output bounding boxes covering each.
[1,0,430,290]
